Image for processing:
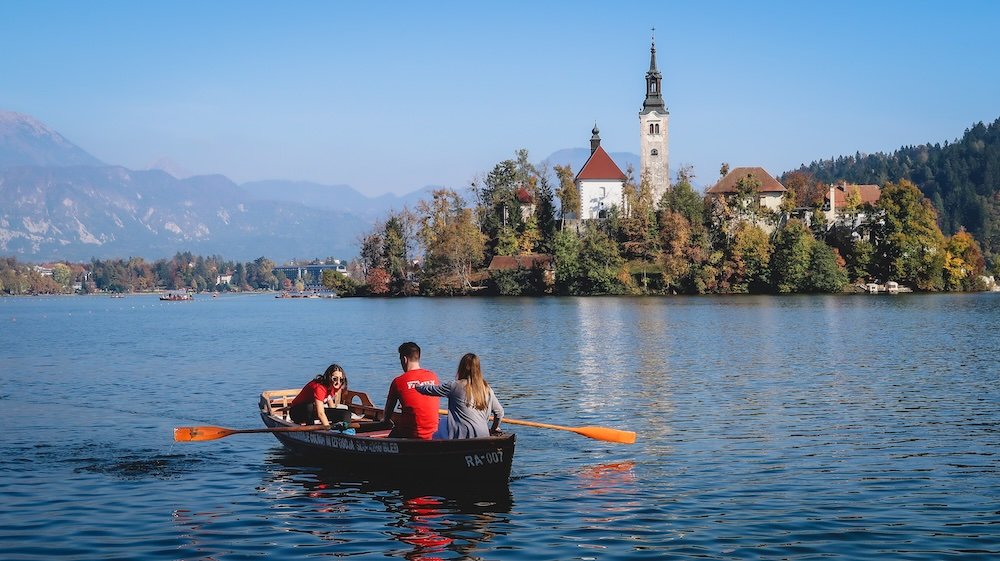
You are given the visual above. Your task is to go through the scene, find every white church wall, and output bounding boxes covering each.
[579,179,624,219]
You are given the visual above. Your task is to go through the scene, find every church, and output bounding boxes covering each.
[574,36,669,220]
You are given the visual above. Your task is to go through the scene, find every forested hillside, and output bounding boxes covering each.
[786,118,1000,257]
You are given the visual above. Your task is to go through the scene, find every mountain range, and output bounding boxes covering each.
[0,110,642,263]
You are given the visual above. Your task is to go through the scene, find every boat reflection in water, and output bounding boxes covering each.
[256,448,513,560]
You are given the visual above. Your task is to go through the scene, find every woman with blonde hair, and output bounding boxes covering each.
[416,353,503,439]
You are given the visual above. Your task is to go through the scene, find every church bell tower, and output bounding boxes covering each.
[639,32,669,199]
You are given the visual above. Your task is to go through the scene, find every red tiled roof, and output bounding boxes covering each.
[487,254,554,271]
[515,186,533,204]
[575,146,627,181]
[706,167,786,194]
[829,183,881,208]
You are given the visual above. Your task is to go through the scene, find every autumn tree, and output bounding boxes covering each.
[872,180,945,290]
[554,164,580,219]
[942,228,986,291]
[51,263,72,290]
[417,189,486,295]
[729,223,772,293]
[617,166,659,261]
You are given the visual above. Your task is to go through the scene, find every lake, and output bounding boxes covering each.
[0,293,997,560]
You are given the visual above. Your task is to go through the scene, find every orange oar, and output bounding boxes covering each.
[437,409,636,444]
[174,424,336,442]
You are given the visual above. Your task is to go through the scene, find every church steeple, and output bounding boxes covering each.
[639,28,670,198]
[641,32,666,115]
[590,123,601,154]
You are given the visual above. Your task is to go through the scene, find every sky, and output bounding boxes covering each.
[2,1,998,197]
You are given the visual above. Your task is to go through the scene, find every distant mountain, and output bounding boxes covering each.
[0,165,369,262]
[240,180,437,220]
[0,110,104,168]
[0,111,401,262]
[544,148,641,179]
[144,156,192,179]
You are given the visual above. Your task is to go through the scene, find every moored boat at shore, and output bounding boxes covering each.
[160,290,194,301]
[258,389,515,486]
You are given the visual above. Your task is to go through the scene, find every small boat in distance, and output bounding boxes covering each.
[160,290,194,301]
[257,388,515,486]
[275,290,338,299]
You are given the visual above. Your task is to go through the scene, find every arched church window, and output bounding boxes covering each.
[654,124,660,134]
[649,124,654,134]
[651,149,658,156]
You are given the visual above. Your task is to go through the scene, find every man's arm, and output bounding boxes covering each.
[382,384,399,423]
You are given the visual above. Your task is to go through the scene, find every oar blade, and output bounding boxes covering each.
[173,426,235,442]
[577,426,637,444]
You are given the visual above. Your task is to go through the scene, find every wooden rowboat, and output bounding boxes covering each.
[259,389,515,486]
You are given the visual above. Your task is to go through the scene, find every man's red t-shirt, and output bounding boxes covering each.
[290,380,330,408]
[387,368,440,439]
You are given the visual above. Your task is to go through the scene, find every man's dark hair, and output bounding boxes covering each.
[398,342,421,360]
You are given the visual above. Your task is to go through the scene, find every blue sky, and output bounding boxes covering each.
[2,1,998,196]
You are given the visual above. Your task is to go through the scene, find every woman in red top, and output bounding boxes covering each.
[289,364,348,426]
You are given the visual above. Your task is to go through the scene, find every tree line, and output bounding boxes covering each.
[786,117,1000,261]
[0,253,292,295]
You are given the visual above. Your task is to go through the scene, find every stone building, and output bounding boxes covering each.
[639,35,669,201]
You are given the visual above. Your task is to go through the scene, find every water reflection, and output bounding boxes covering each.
[576,460,638,497]
[574,298,633,412]
[254,449,513,559]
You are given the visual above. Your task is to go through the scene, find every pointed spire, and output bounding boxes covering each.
[649,27,658,73]
[641,28,666,115]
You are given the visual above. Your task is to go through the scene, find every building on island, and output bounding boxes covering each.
[639,33,669,202]
[568,34,669,222]
[706,167,788,233]
[706,166,787,212]
[574,125,628,219]
[824,181,882,227]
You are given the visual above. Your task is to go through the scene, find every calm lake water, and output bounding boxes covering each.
[0,293,998,560]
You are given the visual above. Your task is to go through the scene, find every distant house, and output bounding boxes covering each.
[516,185,536,221]
[824,181,881,227]
[706,166,787,212]
[487,254,555,285]
[216,273,233,286]
[574,126,627,220]
[705,167,787,233]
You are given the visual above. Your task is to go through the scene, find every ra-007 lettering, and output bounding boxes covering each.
[465,449,504,468]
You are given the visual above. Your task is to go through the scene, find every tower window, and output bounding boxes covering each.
[651,149,658,156]
[654,123,660,134]
[649,124,654,134]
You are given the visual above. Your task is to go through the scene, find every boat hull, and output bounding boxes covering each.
[260,413,515,486]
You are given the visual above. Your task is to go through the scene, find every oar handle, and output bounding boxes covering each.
[500,418,573,431]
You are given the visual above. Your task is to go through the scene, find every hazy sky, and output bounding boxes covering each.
[2,1,998,196]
